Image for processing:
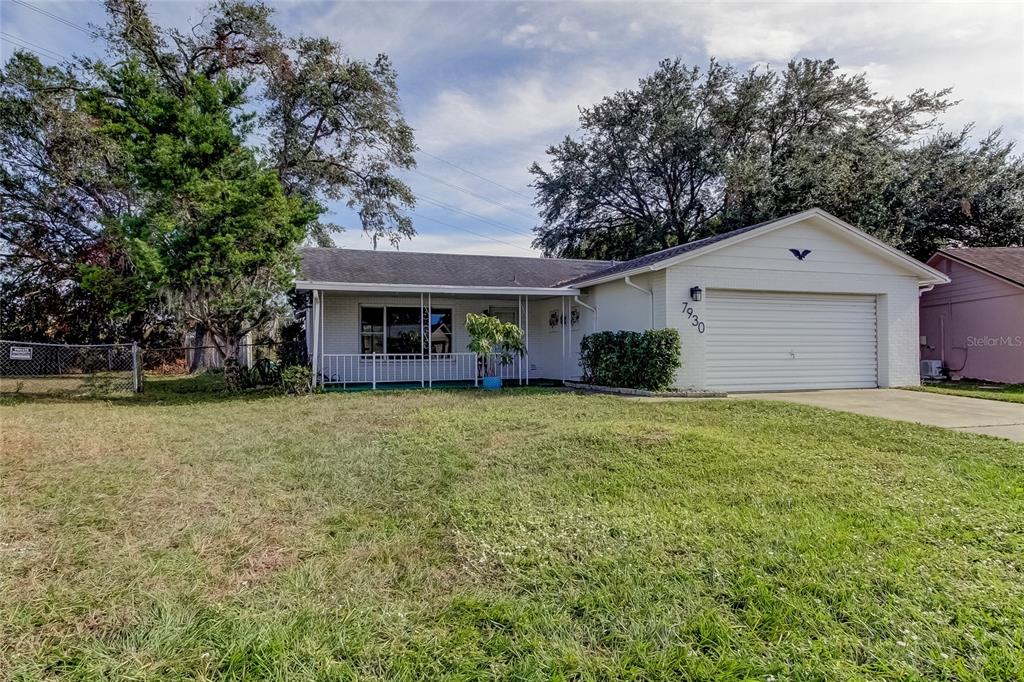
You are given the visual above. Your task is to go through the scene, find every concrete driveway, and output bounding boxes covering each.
[744,389,1024,442]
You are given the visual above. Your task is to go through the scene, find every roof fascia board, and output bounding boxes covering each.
[572,210,821,287]
[295,280,580,296]
[928,252,1024,291]
[575,208,949,287]
[809,211,950,285]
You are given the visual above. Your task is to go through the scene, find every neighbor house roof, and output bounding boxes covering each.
[297,247,611,290]
[930,247,1024,288]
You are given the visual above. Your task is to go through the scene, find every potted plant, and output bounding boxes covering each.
[465,312,526,390]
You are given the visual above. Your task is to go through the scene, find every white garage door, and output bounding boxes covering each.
[705,290,878,392]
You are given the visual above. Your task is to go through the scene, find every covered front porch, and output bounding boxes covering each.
[304,284,589,389]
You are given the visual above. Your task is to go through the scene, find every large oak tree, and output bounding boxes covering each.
[0,0,416,348]
[531,58,1024,261]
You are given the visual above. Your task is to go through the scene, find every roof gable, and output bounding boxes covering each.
[567,209,949,287]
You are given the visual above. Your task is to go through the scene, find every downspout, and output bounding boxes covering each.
[624,276,655,328]
[573,295,597,333]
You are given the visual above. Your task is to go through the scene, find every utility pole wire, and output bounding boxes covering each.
[415,193,535,238]
[410,167,537,220]
[8,0,96,36]
[410,213,535,253]
[418,149,534,200]
[0,32,67,61]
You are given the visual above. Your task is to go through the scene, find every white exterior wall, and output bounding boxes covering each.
[583,271,666,333]
[663,219,922,390]
[525,294,599,380]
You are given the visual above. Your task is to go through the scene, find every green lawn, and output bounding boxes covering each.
[2,377,1023,680]
[906,382,1024,404]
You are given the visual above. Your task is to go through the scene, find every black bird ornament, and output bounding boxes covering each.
[789,248,812,260]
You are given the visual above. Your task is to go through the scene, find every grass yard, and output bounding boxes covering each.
[2,377,1023,680]
[906,381,1024,405]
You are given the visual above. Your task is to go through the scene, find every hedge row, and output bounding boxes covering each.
[578,329,681,392]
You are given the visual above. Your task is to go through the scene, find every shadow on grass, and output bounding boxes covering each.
[0,373,568,407]
[0,372,285,407]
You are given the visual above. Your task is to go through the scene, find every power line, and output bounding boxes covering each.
[415,193,535,238]
[411,213,535,254]
[9,0,96,36]
[410,167,536,220]
[419,149,533,201]
[0,32,67,61]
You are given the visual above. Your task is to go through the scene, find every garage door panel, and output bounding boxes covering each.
[707,354,877,365]
[705,290,877,392]
[711,307,877,319]
[707,332,877,342]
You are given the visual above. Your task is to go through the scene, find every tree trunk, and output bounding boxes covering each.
[189,324,208,374]
[221,334,245,390]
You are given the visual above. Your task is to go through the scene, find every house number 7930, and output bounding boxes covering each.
[683,303,706,334]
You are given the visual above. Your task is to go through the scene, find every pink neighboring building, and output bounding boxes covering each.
[920,248,1024,384]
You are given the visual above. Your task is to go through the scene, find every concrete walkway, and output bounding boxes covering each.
[743,389,1024,442]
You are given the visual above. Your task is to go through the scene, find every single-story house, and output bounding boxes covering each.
[298,208,949,392]
[920,247,1024,384]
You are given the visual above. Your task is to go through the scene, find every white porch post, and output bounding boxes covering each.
[319,290,325,387]
[427,292,433,388]
[517,295,523,385]
[420,292,425,388]
[524,296,529,385]
[310,290,320,387]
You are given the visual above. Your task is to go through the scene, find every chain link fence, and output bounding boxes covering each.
[142,343,273,375]
[0,340,142,396]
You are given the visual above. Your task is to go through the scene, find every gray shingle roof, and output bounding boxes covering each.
[298,218,787,290]
[937,247,1024,287]
[297,247,612,288]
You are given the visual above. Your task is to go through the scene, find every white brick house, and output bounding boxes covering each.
[298,209,948,392]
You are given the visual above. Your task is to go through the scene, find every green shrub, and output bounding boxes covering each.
[280,365,314,395]
[579,329,681,391]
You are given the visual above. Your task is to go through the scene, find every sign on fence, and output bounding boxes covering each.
[0,340,142,396]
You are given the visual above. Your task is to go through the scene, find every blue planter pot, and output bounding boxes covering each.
[482,376,503,390]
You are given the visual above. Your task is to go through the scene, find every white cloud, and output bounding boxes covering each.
[502,17,600,52]
[414,63,642,153]
[703,23,808,61]
[500,12,601,52]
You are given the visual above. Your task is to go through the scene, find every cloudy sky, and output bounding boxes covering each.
[2,1,1022,256]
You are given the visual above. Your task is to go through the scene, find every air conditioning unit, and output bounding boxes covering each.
[920,360,943,379]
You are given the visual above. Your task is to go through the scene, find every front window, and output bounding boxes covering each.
[428,309,453,354]
[360,306,384,354]
[387,307,423,354]
[360,305,452,355]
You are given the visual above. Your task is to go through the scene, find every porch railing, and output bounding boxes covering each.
[319,352,523,388]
